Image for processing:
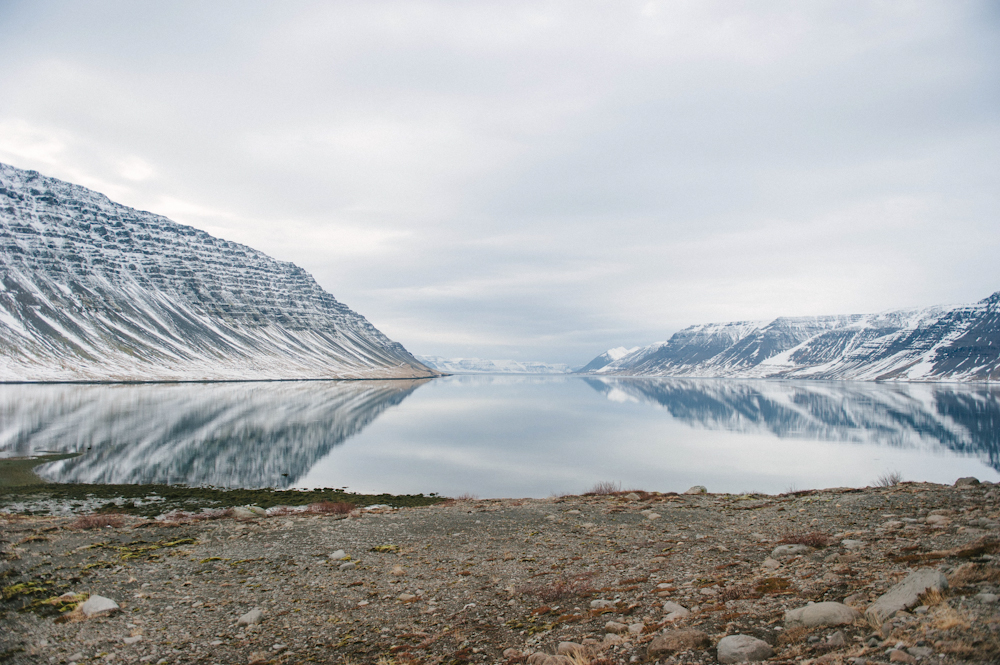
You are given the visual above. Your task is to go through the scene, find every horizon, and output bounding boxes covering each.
[1,2,998,366]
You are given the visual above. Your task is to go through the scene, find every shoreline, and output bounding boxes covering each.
[2,479,997,664]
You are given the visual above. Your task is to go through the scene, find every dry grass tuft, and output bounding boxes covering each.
[873,470,903,487]
[307,501,355,515]
[454,493,479,501]
[585,481,622,495]
[776,626,810,646]
[516,574,594,602]
[919,587,946,607]
[779,531,835,548]
[948,562,1000,588]
[932,605,970,631]
[69,513,126,529]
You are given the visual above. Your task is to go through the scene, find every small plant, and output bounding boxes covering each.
[585,481,621,496]
[307,501,354,515]
[454,493,479,501]
[779,531,835,548]
[874,470,903,487]
[516,574,594,602]
[69,513,125,530]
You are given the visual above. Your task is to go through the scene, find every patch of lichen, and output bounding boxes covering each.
[0,483,444,517]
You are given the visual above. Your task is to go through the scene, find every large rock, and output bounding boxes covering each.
[867,569,948,621]
[784,602,858,628]
[717,634,774,663]
[237,608,264,626]
[684,485,708,495]
[80,595,119,617]
[662,601,691,620]
[955,477,980,487]
[647,629,710,657]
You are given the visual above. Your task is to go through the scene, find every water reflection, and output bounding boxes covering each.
[0,380,428,487]
[583,377,1000,471]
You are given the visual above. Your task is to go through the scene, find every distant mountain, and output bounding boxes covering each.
[576,346,638,373]
[580,293,1000,382]
[0,162,437,381]
[416,356,573,374]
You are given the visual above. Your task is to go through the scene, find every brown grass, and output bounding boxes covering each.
[776,626,810,646]
[516,574,594,602]
[307,501,355,515]
[778,531,835,548]
[69,513,126,529]
[948,562,1000,588]
[585,481,621,495]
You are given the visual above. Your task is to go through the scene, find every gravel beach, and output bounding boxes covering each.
[2,480,999,665]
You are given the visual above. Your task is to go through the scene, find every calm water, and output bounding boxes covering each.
[1,375,998,497]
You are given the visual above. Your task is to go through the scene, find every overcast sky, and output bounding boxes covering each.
[0,1,997,365]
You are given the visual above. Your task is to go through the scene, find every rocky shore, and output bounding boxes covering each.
[2,479,999,664]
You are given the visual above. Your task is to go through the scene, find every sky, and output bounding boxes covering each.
[0,1,997,366]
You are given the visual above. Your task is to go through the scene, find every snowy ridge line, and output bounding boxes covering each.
[415,355,574,374]
[580,293,1000,382]
[0,162,438,381]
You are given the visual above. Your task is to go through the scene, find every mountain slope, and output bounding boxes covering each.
[576,346,638,373]
[581,294,1000,382]
[0,162,437,381]
[416,355,573,374]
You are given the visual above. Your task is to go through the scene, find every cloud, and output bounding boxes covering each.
[0,1,997,364]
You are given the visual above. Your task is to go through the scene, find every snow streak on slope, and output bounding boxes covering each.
[416,356,574,374]
[576,346,639,373]
[582,294,1000,382]
[0,380,428,488]
[0,163,437,381]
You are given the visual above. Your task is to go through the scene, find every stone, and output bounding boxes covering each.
[841,539,865,550]
[628,623,644,634]
[646,629,710,657]
[716,634,774,663]
[503,649,522,659]
[605,621,628,634]
[123,636,142,645]
[684,485,707,495]
[771,544,812,558]
[866,569,948,622]
[925,514,950,525]
[329,549,346,560]
[762,557,781,570]
[527,654,549,665]
[624,493,641,501]
[398,593,417,602]
[662,601,690,620]
[237,608,263,626]
[827,631,846,647]
[976,592,999,603]
[603,634,623,645]
[645,512,661,520]
[955,477,980,487]
[785,602,859,628]
[556,642,586,656]
[80,595,120,617]
[888,650,916,664]
[390,565,405,576]
[339,561,356,571]
[590,599,616,609]
[907,646,933,658]
[68,654,84,662]
[231,506,258,520]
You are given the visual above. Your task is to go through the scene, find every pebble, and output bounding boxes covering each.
[590,599,615,609]
[716,634,774,664]
[237,608,263,626]
[339,561,356,571]
[762,557,780,569]
[605,621,628,634]
[627,622,644,634]
[122,635,142,645]
[826,630,846,647]
[397,593,417,602]
[661,601,690,620]
[977,592,999,603]
[329,549,346,560]
[771,544,812,558]
[390,565,405,576]
[80,595,120,617]
[888,649,917,664]
[647,629,710,657]
[841,539,865,549]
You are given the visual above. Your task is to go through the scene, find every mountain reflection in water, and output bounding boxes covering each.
[0,380,428,487]
[583,377,1000,471]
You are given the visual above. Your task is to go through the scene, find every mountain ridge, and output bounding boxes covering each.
[581,293,1000,382]
[0,162,437,381]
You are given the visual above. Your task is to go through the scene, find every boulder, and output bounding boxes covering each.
[605,621,628,634]
[785,602,858,628]
[684,485,708,495]
[716,634,774,663]
[955,477,980,487]
[866,569,948,622]
[662,601,690,620]
[556,642,586,656]
[646,629,710,657]
[237,608,263,626]
[590,599,616,609]
[80,595,119,617]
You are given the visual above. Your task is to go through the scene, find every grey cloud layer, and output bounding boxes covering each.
[0,1,997,364]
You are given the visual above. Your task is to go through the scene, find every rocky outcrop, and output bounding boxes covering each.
[0,162,437,381]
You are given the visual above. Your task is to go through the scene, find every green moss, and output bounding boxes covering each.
[0,482,443,516]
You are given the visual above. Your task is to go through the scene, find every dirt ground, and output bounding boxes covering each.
[2,480,999,665]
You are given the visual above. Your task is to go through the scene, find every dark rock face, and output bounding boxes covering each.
[0,162,436,381]
[582,297,1000,382]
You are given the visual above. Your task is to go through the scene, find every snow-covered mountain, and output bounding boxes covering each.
[0,162,437,381]
[576,346,639,373]
[581,293,1000,382]
[416,356,574,374]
